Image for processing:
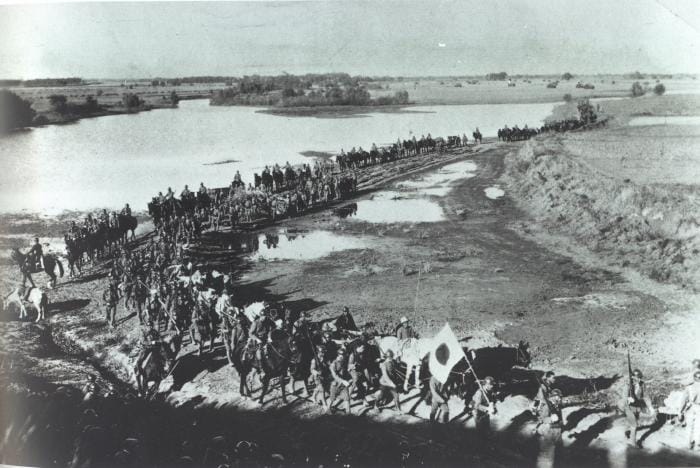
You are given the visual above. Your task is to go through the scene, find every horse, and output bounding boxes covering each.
[64,235,83,277]
[444,340,532,400]
[234,329,300,405]
[117,214,138,243]
[134,331,182,398]
[376,336,434,391]
[3,286,49,322]
[11,248,64,289]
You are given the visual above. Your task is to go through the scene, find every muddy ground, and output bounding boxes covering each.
[1,140,699,466]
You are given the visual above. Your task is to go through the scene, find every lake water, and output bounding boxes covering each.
[0,99,553,214]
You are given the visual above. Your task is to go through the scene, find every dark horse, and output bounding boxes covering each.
[134,331,182,398]
[231,328,300,405]
[11,248,64,289]
[118,214,138,243]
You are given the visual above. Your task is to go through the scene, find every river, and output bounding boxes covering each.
[0,99,554,214]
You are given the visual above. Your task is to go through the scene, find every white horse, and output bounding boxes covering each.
[3,287,49,322]
[376,336,434,391]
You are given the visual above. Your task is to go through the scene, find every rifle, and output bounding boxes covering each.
[627,349,634,401]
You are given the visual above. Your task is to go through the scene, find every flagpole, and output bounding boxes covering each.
[463,350,491,406]
[412,266,421,323]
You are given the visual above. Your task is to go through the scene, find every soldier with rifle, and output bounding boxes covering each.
[625,351,656,448]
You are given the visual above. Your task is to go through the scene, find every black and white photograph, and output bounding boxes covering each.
[1,1,699,466]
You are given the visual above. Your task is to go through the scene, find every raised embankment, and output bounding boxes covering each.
[503,136,700,290]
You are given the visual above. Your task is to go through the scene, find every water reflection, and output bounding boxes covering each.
[351,191,445,223]
[346,161,477,224]
[239,229,367,261]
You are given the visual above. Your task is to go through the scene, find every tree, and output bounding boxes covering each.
[48,94,68,114]
[394,90,409,105]
[0,90,36,133]
[653,83,666,96]
[85,95,99,111]
[563,93,573,103]
[122,93,143,109]
[631,81,645,97]
[577,98,597,124]
[561,72,574,80]
[486,72,508,81]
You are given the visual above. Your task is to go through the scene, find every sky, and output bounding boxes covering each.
[0,0,698,79]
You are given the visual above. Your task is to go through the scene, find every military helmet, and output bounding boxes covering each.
[483,376,496,385]
[694,370,700,382]
[550,388,563,398]
[632,369,643,379]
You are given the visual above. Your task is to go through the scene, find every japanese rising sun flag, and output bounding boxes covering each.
[428,323,467,384]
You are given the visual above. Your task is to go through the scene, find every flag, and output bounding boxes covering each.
[428,323,466,384]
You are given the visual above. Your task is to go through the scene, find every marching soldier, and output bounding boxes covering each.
[429,375,449,424]
[310,346,331,411]
[533,388,564,468]
[680,370,700,451]
[625,369,656,448]
[328,348,352,414]
[472,376,497,437]
[377,350,401,412]
[103,279,120,328]
[82,374,100,403]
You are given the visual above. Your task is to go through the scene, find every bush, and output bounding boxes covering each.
[0,90,36,133]
[122,93,143,109]
[563,93,573,102]
[631,81,645,97]
[561,72,574,80]
[653,83,666,96]
[48,94,68,113]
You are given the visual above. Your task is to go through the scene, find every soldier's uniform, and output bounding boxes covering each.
[471,377,497,436]
[625,369,655,447]
[103,281,120,327]
[682,371,700,450]
[311,350,331,409]
[429,376,449,423]
[135,323,162,370]
[328,349,352,414]
[534,388,563,468]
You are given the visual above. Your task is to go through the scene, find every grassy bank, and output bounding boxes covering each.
[503,136,700,290]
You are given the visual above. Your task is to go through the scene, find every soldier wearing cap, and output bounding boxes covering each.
[328,348,352,414]
[376,349,402,412]
[310,346,331,410]
[396,316,416,341]
[533,388,564,468]
[472,376,497,437]
[335,306,358,334]
[680,370,700,450]
[82,374,100,402]
[625,368,656,448]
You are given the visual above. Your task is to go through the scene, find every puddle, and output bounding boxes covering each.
[346,161,477,224]
[484,186,505,199]
[397,161,477,196]
[628,115,700,127]
[351,192,446,223]
[248,230,366,261]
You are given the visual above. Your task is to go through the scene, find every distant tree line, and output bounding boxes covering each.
[485,72,508,81]
[210,74,410,107]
